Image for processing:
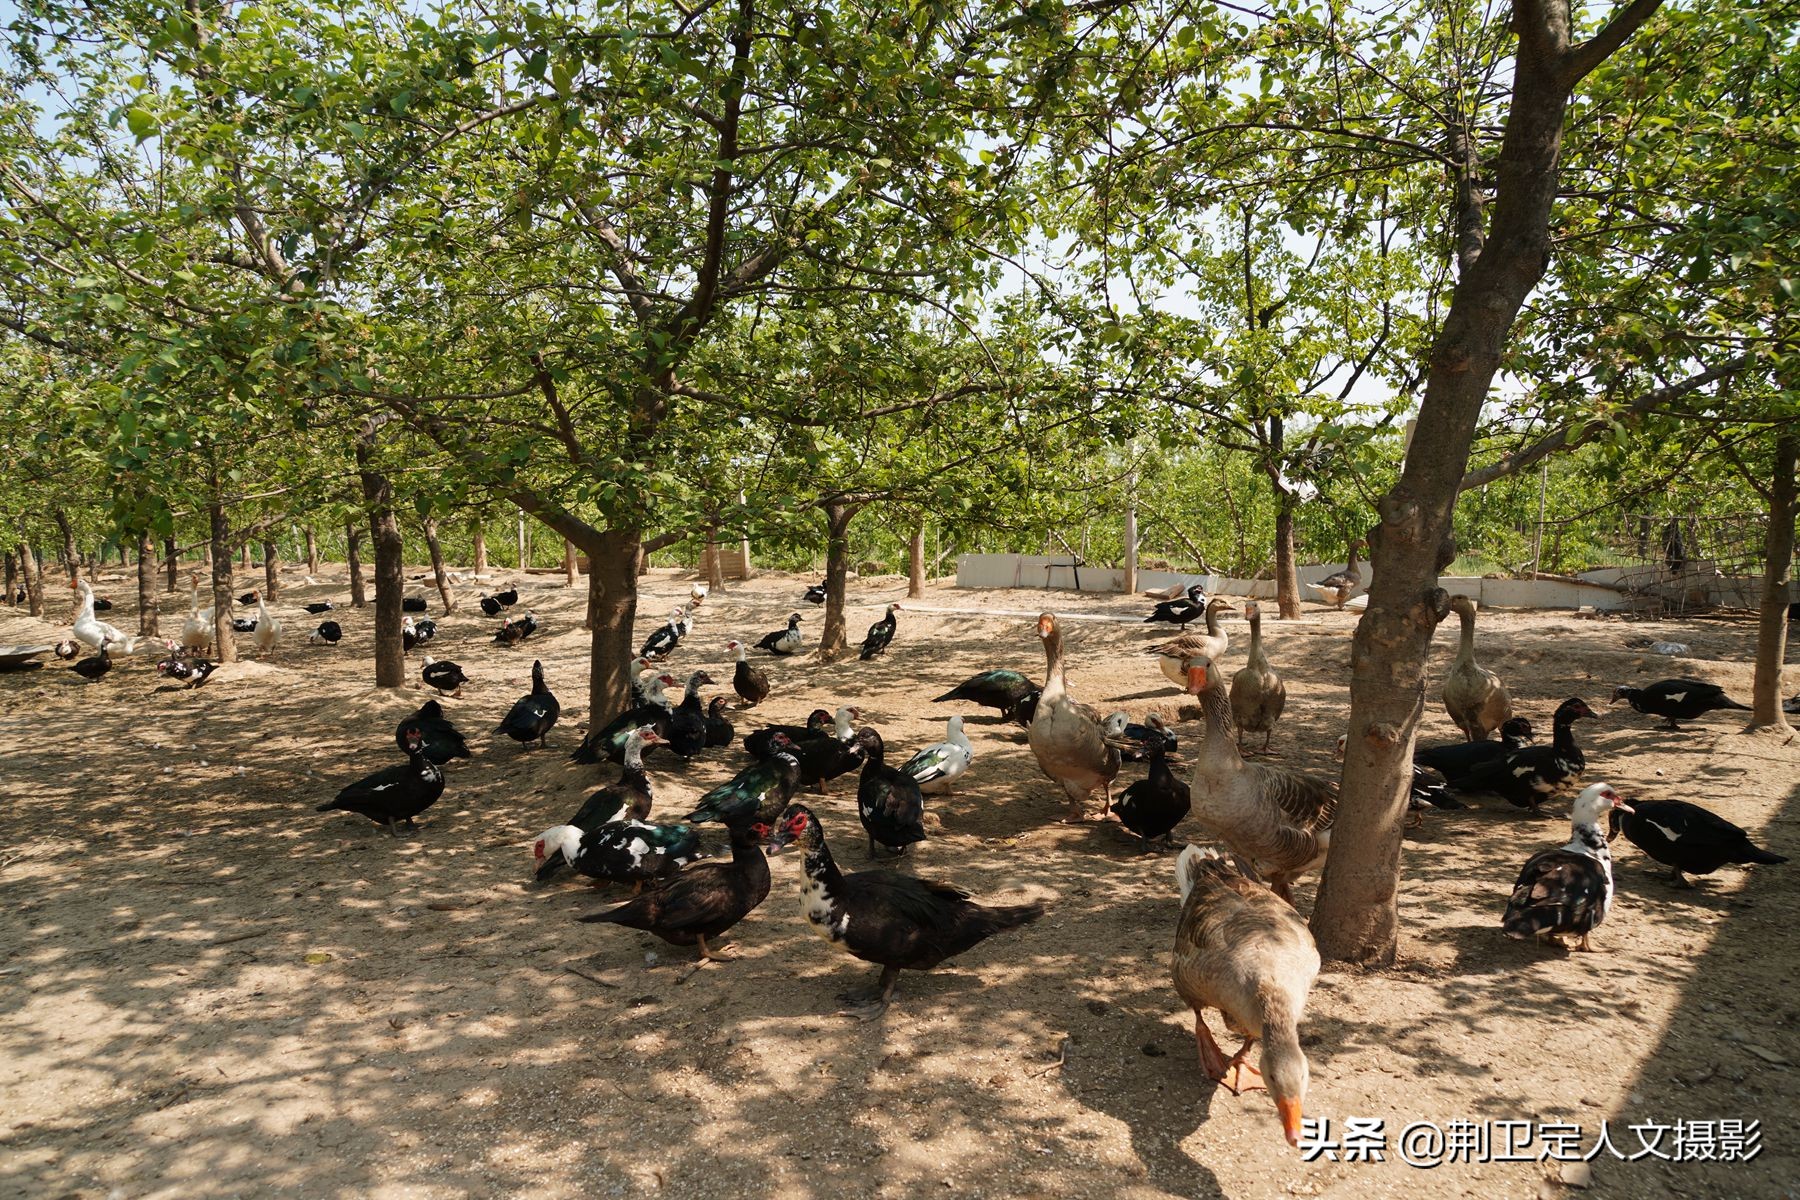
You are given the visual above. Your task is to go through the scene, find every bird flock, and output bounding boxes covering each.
[16,564,1790,1148]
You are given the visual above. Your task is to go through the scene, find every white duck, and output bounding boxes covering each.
[71,579,126,650]
[250,591,282,654]
[899,715,975,794]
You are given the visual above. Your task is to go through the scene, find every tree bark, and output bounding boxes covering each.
[1273,492,1301,619]
[564,538,579,588]
[908,524,927,599]
[53,508,78,583]
[262,540,279,602]
[346,522,367,608]
[586,529,644,719]
[18,541,43,616]
[3,549,14,607]
[164,535,180,592]
[705,526,726,592]
[137,532,158,636]
[424,518,456,613]
[817,502,860,659]
[357,435,406,688]
[472,516,488,574]
[240,542,251,569]
[304,526,319,575]
[1750,430,1796,730]
[209,500,237,664]
[1310,0,1662,964]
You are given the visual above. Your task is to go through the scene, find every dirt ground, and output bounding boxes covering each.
[2,564,1796,1200]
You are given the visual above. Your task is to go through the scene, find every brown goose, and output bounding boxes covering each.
[1305,539,1363,609]
[1173,846,1317,1146]
[1185,656,1336,903]
[1441,595,1512,741]
[1027,613,1122,822]
[1148,597,1236,687]
[1228,602,1286,754]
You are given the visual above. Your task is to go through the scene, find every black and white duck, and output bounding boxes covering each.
[1101,711,1179,763]
[570,673,677,765]
[1611,679,1750,729]
[421,656,467,697]
[1609,798,1787,887]
[854,728,926,857]
[640,607,689,661]
[685,749,802,829]
[301,601,335,615]
[859,603,901,660]
[231,616,258,633]
[768,803,1046,1019]
[727,639,770,707]
[755,612,805,655]
[532,818,705,893]
[577,813,772,975]
[155,656,217,689]
[568,728,664,832]
[316,727,446,837]
[803,581,827,605]
[308,620,343,645]
[1106,720,1190,850]
[1414,716,1534,784]
[1453,698,1597,815]
[933,669,1038,722]
[495,659,559,748]
[899,715,974,794]
[704,697,735,747]
[1502,782,1632,951]
[1145,582,1207,627]
[492,585,518,608]
[397,699,471,765]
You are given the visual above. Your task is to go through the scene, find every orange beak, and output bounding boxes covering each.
[1277,1097,1303,1148]
[1185,663,1208,694]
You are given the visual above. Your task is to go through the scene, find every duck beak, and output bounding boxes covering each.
[1185,664,1207,694]
[1611,794,1635,815]
[1277,1097,1303,1148]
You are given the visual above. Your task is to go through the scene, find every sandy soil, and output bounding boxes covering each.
[2,564,1795,1200]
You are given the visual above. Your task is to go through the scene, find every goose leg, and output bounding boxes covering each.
[1193,1012,1229,1082]
[1222,1036,1266,1094]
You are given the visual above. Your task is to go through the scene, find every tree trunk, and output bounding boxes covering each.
[137,532,158,636]
[3,549,14,607]
[908,524,927,599]
[18,541,43,616]
[304,526,319,575]
[262,540,279,602]
[818,502,860,660]
[164,536,179,592]
[346,522,367,607]
[1750,430,1796,730]
[472,516,488,574]
[517,511,528,570]
[705,526,726,592]
[240,542,251,569]
[425,517,456,613]
[586,529,644,719]
[585,567,599,632]
[1274,493,1301,619]
[209,500,237,664]
[1309,5,1659,965]
[564,538,579,588]
[357,433,406,687]
[53,508,78,583]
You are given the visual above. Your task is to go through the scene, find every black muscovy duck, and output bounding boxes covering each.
[231,617,258,633]
[1105,721,1189,850]
[933,669,1038,721]
[568,728,664,832]
[494,616,525,647]
[510,612,537,641]
[421,656,467,696]
[307,620,342,645]
[1609,797,1787,887]
[768,804,1046,1019]
[1414,716,1534,784]
[237,591,259,607]
[779,724,870,795]
[495,659,559,748]
[72,642,113,681]
[90,596,112,611]
[685,750,802,828]
[1101,711,1178,763]
[1503,783,1631,950]
[704,697,735,748]
[156,656,217,689]
[317,727,446,837]
[1612,679,1750,729]
[532,818,705,893]
[301,601,335,615]
[666,670,717,759]
[743,708,833,760]
[569,673,677,765]
[1453,698,1596,815]
[577,813,772,974]
[755,612,805,655]
[397,699,471,765]
[402,596,428,613]
[728,639,770,707]
[493,585,518,608]
[1144,582,1207,627]
[859,603,901,661]
[854,728,925,857]
[479,593,503,617]
[803,581,827,605]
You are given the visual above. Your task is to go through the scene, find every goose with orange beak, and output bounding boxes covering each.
[1026,612,1121,822]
